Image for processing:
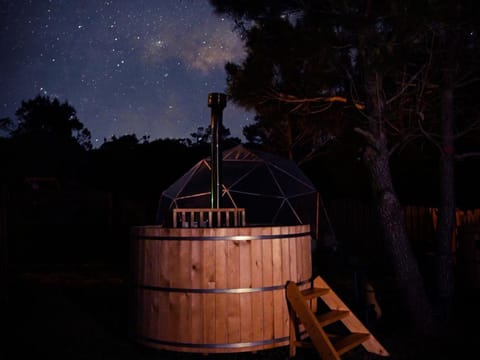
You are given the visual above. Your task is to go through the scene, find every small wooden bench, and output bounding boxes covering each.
[173,208,246,228]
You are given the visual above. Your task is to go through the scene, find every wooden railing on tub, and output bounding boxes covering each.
[173,208,246,228]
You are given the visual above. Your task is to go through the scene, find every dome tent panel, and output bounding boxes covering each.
[173,161,211,197]
[223,145,262,161]
[252,148,313,184]
[287,194,318,227]
[228,192,284,225]
[229,163,283,197]
[175,194,210,208]
[221,159,259,187]
[160,160,205,198]
[274,200,303,225]
[268,165,317,197]
[156,144,319,231]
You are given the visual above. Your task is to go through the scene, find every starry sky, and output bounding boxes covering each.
[0,0,253,147]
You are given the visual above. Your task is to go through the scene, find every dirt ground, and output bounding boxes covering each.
[2,263,479,360]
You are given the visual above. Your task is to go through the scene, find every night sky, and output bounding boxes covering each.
[0,0,253,147]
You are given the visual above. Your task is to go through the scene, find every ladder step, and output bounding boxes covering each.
[332,332,371,355]
[300,287,330,300]
[316,310,350,327]
[287,276,389,359]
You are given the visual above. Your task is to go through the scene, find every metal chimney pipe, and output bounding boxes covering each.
[208,92,227,209]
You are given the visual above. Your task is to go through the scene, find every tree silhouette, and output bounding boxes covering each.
[10,95,92,150]
[6,95,92,184]
[189,124,241,148]
[0,117,14,135]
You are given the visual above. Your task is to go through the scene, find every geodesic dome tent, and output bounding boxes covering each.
[156,145,320,234]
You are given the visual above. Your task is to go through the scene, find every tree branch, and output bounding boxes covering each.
[455,152,480,161]
[267,89,365,110]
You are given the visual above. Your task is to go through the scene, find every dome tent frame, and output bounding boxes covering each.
[156,145,321,238]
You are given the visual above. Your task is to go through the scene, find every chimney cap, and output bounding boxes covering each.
[208,93,227,109]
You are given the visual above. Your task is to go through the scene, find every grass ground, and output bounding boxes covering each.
[2,262,479,360]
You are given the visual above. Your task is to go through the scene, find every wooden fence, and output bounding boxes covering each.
[322,198,480,261]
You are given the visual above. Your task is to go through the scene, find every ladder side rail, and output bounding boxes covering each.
[286,281,341,360]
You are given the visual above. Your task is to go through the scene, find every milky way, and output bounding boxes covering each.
[0,0,253,146]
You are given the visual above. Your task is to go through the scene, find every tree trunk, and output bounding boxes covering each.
[363,134,435,336]
[434,48,456,321]
[361,72,435,336]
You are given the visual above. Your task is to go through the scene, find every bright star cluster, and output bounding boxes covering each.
[0,0,252,146]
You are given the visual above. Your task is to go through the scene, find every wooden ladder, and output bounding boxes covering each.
[286,275,390,359]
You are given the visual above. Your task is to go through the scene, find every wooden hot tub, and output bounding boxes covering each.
[129,221,312,354]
